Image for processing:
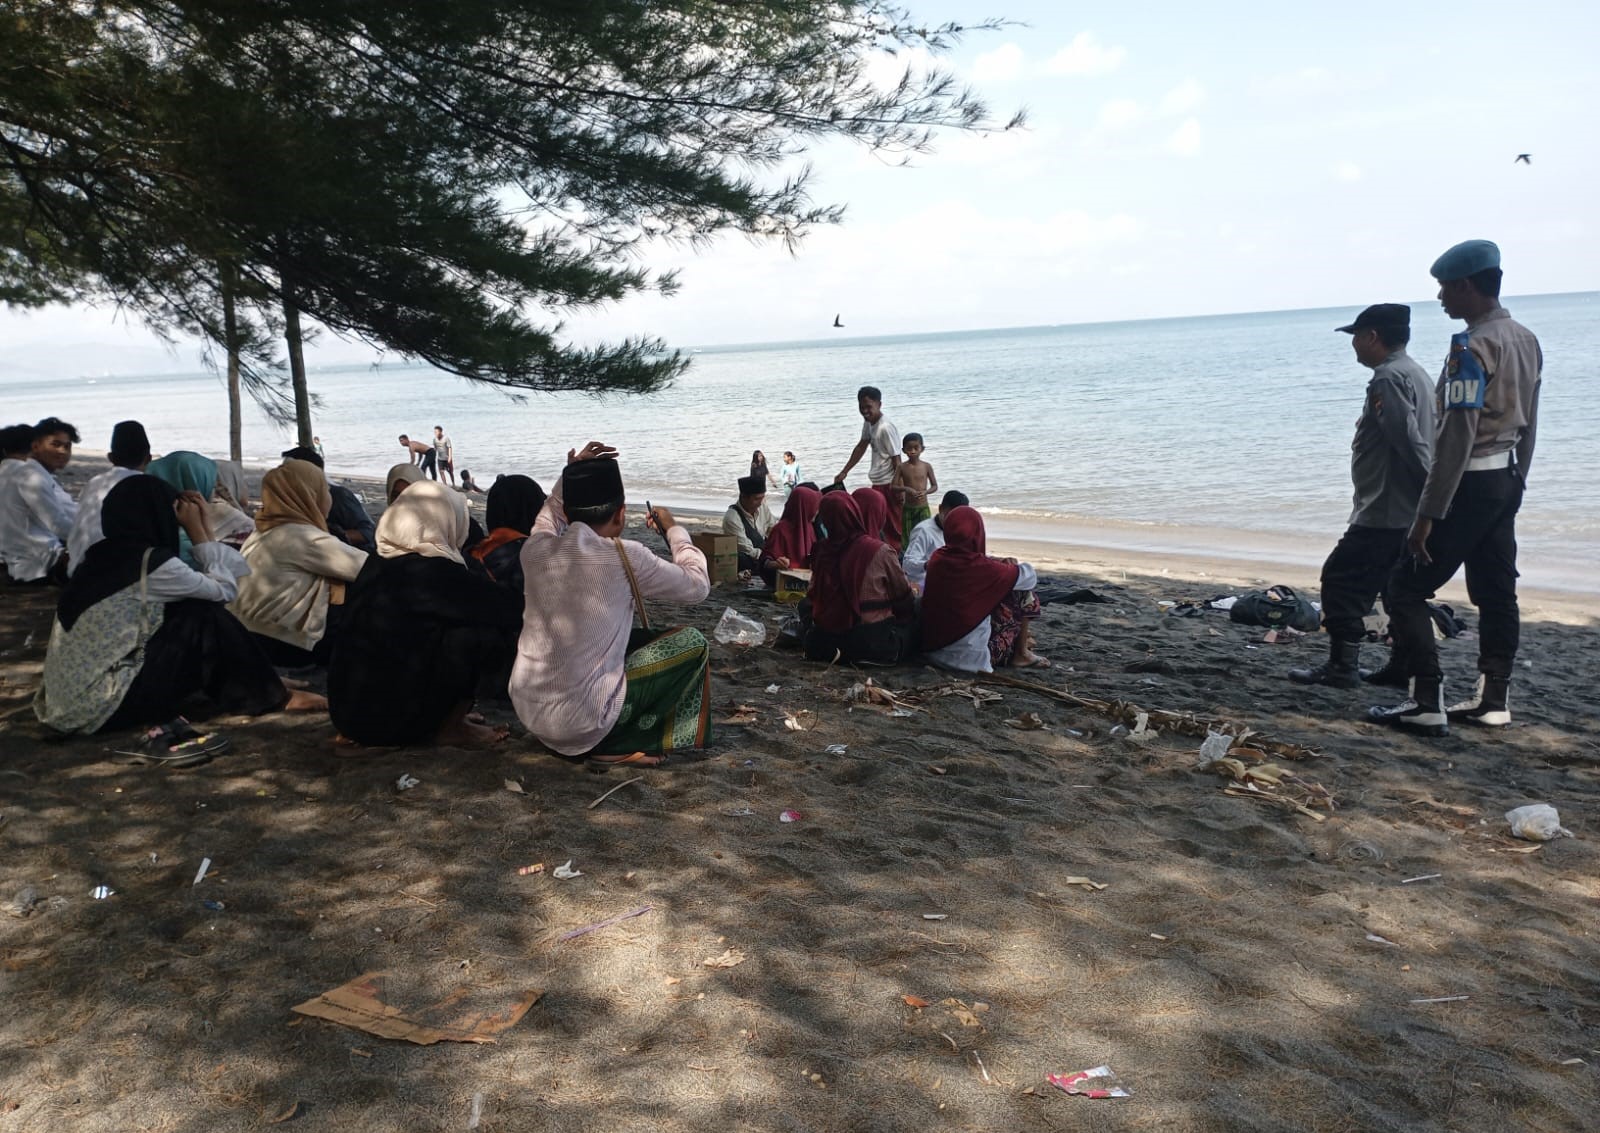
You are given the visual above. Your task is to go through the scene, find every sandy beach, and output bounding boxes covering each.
[1,458,1596,1131]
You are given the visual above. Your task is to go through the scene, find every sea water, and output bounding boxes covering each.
[3,291,1595,588]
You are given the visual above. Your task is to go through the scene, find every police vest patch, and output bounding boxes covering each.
[1443,330,1486,410]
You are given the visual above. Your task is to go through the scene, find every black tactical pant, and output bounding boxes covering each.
[1386,468,1522,681]
[1319,524,1407,642]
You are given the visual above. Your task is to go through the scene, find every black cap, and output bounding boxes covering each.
[1336,303,1410,334]
[737,475,765,496]
[562,457,624,510]
[108,420,150,467]
[281,445,324,469]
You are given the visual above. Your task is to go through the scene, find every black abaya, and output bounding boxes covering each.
[328,554,522,745]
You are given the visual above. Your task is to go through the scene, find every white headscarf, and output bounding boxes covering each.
[376,480,469,565]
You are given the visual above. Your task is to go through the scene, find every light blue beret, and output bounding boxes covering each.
[1430,239,1500,280]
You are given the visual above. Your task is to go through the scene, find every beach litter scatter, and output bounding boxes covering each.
[902,994,930,1008]
[1004,712,1045,730]
[1047,1065,1132,1099]
[516,863,545,876]
[192,856,212,886]
[1410,995,1470,1005]
[291,971,542,1045]
[923,913,948,921]
[557,904,655,943]
[782,710,816,732]
[1401,874,1442,885]
[713,607,766,646]
[779,809,803,823]
[824,744,848,755]
[395,774,420,791]
[1064,876,1108,891]
[552,860,583,880]
[703,948,747,969]
[765,684,781,694]
[90,885,115,900]
[1505,804,1573,841]
[467,1092,484,1130]
[503,779,524,793]
[1366,933,1398,947]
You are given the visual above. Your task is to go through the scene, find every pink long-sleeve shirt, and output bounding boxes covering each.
[509,479,709,755]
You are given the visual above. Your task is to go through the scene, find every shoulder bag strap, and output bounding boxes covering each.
[613,538,651,631]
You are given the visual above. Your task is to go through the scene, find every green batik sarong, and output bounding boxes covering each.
[595,627,712,755]
[902,503,931,550]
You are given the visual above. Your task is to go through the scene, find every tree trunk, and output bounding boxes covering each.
[280,275,313,447]
[221,261,243,462]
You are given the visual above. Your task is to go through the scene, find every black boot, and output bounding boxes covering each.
[1448,674,1512,727]
[1289,639,1363,689]
[1362,653,1409,688]
[1367,675,1448,737]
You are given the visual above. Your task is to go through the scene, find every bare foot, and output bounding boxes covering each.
[285,689,329,712]
[435,717,510,748]
[1011,651,1052,670]
[281,676,312,691]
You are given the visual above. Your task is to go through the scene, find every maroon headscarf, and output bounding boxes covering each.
[851,486,889,541]
[761,486,822,569]
[808,492,883,634]
[919,507,1020,651]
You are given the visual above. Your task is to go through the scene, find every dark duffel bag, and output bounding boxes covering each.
[1229,585,1321,632]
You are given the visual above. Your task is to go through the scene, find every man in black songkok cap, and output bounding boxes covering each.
[108,421,152,469]
[722,473,775,574]
[1287,305,1434,690]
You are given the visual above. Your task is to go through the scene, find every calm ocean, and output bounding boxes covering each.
[4,292,1596,588]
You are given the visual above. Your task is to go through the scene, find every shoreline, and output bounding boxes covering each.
[58,453,1600,619]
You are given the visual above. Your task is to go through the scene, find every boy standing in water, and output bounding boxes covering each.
[893,433,937,547]
[433,425,456,487]
[834,385,903,550]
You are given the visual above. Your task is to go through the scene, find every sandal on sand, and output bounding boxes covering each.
[1013,655,1052,670]
[121,718,228,767]
[588,751,665,768]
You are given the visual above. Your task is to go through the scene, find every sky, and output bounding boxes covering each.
[2,0,1597,378]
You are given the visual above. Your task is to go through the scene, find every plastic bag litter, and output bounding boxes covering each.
[1505,804,1573,842]
[1197,731,1233,767]
[713,607,766,646]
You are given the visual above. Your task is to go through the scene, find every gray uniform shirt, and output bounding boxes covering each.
[1418,307,1542,519]
[1349,350,1436,529]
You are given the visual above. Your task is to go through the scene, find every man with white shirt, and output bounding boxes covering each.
[510,442,711,765]
[0,417,80,583]
[833,385,904,551]
[66,420,152,574]
[903,490,969,591]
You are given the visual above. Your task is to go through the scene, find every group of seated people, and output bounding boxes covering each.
[5,417,1045,763]
[720,471,1050,672]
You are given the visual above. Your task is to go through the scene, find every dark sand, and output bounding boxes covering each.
[2,462,1597,1131]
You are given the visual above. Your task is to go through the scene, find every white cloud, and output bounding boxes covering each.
[1160,79,1206,116]
[1166,118,1203,156]
[1045,32,1126,77]
[971,43,1024,83]
[1096,98,1143,132]
[1334,162,1363,182]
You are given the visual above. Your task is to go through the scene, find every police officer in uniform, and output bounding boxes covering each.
[1289,304,1434,688]
[1369,240,1542,736]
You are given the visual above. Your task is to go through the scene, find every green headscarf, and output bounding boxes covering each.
[147,451,219,565]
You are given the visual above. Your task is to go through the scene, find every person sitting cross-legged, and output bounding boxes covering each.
[509,442,712,766]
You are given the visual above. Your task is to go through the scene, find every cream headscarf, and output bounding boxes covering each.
[376,480,468,564]
[385,462,424,505]
[255,459,332,533]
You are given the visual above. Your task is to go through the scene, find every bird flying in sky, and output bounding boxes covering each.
[1514,153,1532,164]
[832,314,844,328]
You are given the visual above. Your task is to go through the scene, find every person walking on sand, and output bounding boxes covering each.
[780,450,802,492]
[1288,304,1434,689]
[1369,240,1542,736]
[833,385,903,551]
[400,434,437,479]
[434,425,456,487]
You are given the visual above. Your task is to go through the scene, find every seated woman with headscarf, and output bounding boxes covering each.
[230,459,370,667]
[757,485,821,585]
[851,485,891,544]
[34,476,325,734]
[470,474,546,593]
[802,492,917,665]
[328,481,523,747]
[386,462,423,505]
[919,506,1049,673]
[147,450,255,556]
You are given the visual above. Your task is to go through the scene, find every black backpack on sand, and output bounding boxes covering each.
[1229,585,1321,632]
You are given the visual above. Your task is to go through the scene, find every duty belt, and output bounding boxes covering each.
[1465,451,1512,471]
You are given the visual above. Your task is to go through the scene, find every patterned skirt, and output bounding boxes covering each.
[988,590,1043,668]
[596,627,712,755]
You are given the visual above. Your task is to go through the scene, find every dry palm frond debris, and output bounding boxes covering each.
[976,672,1325,761]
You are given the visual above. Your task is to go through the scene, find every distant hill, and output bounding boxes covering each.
[0,340,198,382]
